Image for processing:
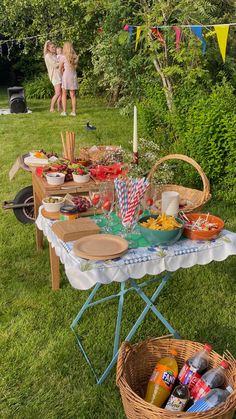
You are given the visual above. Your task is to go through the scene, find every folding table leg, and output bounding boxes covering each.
[129,276,181,339]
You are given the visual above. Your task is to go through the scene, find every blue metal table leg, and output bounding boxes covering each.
[113,282,125,358]
[70,282,101,329]
[71,272,180,384]
[129,276,181,339]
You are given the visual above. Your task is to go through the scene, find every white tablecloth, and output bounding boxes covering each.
[36,207,236,290]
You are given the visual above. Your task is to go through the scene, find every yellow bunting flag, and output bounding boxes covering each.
[214,24,229,62]
[135,26,141,50]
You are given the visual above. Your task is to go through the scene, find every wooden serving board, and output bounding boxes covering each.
[51,218,100,242]
[41,207,103,220]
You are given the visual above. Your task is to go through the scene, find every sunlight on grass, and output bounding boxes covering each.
[0,93,236,418]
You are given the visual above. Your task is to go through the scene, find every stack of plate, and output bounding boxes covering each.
[73,234,128,260]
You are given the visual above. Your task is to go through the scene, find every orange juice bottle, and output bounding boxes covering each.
[145,349,178,407]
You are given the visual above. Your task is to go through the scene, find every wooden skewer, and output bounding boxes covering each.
[61,132,66,158]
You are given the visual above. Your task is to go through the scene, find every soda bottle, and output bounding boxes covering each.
[165,384,190,411]
[191,360,229,401]
[187,386,233,412]
[145,349,178,407]
[178,343,212,390]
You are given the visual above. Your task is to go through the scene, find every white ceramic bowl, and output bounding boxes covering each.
[42,196,64,212]
[72,173,90,183]
[46,172,65,185]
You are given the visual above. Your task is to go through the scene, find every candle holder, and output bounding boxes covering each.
[132,151,139,165]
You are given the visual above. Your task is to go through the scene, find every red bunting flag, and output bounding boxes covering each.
[172,26,181,49]
[151,27,165,45]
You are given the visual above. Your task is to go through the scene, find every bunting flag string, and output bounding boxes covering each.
[123,22,236,62]
[0,25,77,59]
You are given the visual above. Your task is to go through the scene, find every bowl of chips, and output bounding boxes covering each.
[138,213,184,245]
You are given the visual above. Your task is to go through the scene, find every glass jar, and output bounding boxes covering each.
[59,205,78,221]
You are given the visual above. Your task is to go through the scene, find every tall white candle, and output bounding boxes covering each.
[133,105,138,153]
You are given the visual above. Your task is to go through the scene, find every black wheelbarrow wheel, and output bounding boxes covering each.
[13,186,35,224]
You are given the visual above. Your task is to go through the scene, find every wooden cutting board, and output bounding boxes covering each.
[51,218,100,242]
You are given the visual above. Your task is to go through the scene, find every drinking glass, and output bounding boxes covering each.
[89,187,101,219]
[121,205,141,248]
[100,183,115,232]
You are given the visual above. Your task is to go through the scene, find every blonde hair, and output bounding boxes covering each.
[63,42,78,70]
[43,40,55,57]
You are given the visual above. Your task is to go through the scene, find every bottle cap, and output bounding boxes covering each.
[203,343,212,352]
[220,360,229,369]
[170,349,178,357]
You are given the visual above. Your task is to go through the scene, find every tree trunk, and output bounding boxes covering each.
[153,57,175,114]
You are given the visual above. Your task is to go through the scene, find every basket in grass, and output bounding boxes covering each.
[79,145,123,165]
[116,337,236,419]
[147,154,211,213]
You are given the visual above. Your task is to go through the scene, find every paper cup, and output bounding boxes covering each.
[161,191,180,216]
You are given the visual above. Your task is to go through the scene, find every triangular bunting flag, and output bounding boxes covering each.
[128,25,133,45]
[135,26,141,50]
[191,25,206,54]
[214,24,229,62]
[151,28,165,45]
[172,26,181,50]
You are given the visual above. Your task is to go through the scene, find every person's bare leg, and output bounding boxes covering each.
[50,84,61,112]
[62,89,67,113]
[57,88,62,111]
[70,90,76,114]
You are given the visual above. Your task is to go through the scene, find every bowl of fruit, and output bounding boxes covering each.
[72,165,90,183]
[42,196,64,212]
[46,172,65,185]
[182,213,224,240]
[138,213,184,245]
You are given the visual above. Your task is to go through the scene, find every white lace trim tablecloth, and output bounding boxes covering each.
[36,207,236,290]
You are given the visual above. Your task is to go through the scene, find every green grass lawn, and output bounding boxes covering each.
[0,91,236,418]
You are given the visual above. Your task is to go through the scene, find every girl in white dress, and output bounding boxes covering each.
[43,40,62,112]
[59,42,78,116]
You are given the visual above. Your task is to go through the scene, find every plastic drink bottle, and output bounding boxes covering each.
[187,386,233,412]
[178,343,212,390]
[191,360,229,401]
[165,384,190,411]
[145,349,178,407]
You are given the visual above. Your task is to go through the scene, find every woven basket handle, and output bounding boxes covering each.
[147,154,210,202]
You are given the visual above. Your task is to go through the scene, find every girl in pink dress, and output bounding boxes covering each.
[59,42,78,116]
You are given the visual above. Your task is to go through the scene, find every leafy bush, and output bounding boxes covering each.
[137,82,175,155]
[24,74,54,99]
[173,81,236,202]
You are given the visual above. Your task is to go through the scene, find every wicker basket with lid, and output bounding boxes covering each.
[147,154,211,213]
[116,337,236,419]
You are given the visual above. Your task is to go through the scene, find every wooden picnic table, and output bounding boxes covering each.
[32,170,102,251]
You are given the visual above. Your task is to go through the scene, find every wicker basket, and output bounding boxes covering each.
[147,154,211,213]
[79,145,123,165]
[116,337,236,419]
